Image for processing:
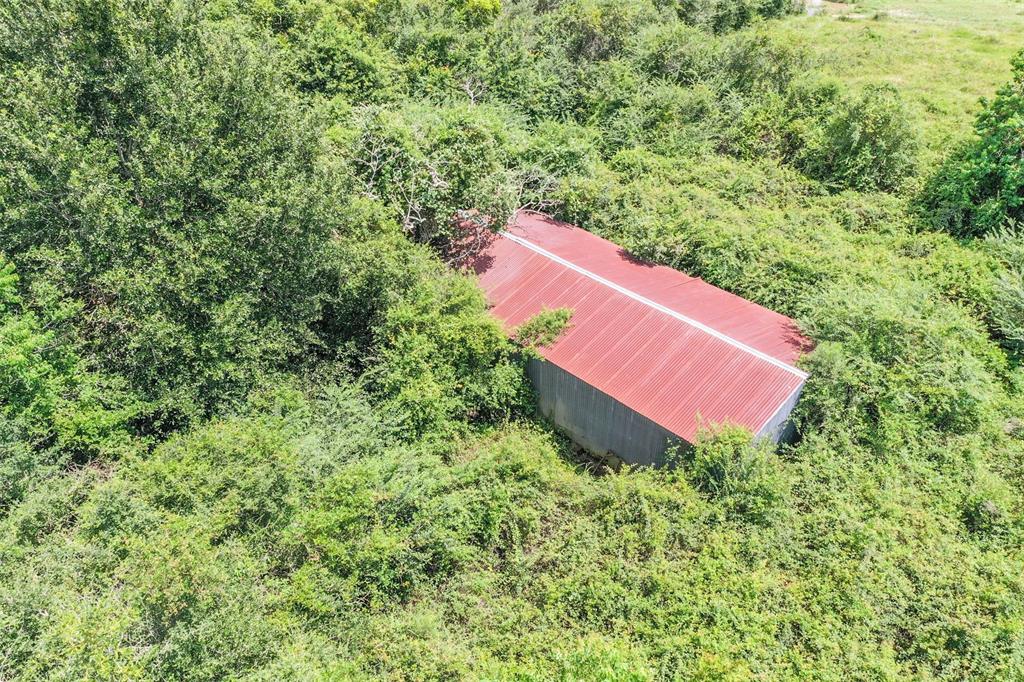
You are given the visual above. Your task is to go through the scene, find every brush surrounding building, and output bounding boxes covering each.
[470,212,811,467]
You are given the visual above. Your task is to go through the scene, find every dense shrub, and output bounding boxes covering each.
[0,258,137,467]
[990,266,1024,349]
[520,120,603,177]
[799,84,919,192]
[633,22,716,84]
[607,82,720,155]
[678,0,796,33]
[288,7,398,101]
[345,103,552,247]
[922,50,1024,237]
[978,226,1024,350]
[687,425,787,523]
[329,229,532,439]
[550,0,663,62]
[0,0,345,426]
[962,468,1015,537]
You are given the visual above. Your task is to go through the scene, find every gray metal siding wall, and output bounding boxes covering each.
[527,359,680,467]
[754,382,805,444]
[528,359,804,466]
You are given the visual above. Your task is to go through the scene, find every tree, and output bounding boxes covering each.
[0,0,344,427]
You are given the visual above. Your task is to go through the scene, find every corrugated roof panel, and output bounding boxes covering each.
[470,212,811,443]
[505,213,810,365]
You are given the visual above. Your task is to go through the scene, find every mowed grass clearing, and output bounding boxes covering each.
[778,0,1024,167]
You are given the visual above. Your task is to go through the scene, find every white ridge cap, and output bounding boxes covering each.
[500,230,809,380]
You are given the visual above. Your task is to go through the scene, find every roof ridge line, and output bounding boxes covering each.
[500,230,809,380]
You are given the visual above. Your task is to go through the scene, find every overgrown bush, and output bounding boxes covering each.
[345,103,552,247]
[990,266,1024,350]
[330,229,532,440]
[921,50,1024,237]
[0,0,345,427]
[982,226,1024,349]
[687,425,787,523]
[962,468,1015,537]
[514,306,574,348]
[550,0,663,62]
[633,22,715,84]
[288,6,398,101]
[0,258,137,466]
[799,84,919,192]
[678,0,796,33]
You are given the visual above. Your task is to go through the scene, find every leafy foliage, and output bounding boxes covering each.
[0,257,137,510]
[0,0,344,427]
[1,0,1024,679]
[982,226,1024,350]
[922,50,1024,236]
[514,306,574,348]
[345,103,552,247]
[799,84,920,192]
[686,425,787,524]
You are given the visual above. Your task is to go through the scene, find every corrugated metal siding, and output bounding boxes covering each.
[528,359,680,467]
[471,213,811,447]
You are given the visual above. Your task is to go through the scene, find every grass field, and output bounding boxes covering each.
[780,0,1024,166]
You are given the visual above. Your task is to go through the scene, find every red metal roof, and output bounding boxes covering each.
[470,212,811,443]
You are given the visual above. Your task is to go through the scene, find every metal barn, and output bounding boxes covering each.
[470,212,810,467]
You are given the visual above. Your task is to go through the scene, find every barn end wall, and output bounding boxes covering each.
[754,382,805,444]
[527,358,680,467]
[528,359,804,466]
